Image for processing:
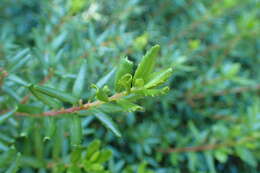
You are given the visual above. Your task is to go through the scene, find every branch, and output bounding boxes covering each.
[190,84,260,100]
[159,135,259,153]
[16,92,125,117]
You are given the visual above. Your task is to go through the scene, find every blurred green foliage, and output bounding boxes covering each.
[0,0,260,172]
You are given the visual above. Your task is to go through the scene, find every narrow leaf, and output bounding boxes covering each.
[96,67,116,88]
[94,111,122,137]
[96,149,112,164]
[29,85,62,109]
[44,117,56,141]
[6,153,21,173]
[0,109,16,125]
[133,45,160,85]
[86,140,101,159]
[8,74,29,86]
[73,60,87,97]
[70,116,82,146]
[17,104,43,114]
[32,84,78,104]
[116,99,144,112]
[144,68,173,89]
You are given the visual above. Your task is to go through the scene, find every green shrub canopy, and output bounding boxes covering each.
[0,0,259,172]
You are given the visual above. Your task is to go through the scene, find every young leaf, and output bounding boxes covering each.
[134,78,145,88]
[96,149,112,164]
[117,73,132,92]
[133,45,160,85]
[133,87,170,97]
[116,99,144,112]
[71,146,83,164]
[73,59,87,97]
[144,68,173,89]
[28,85,62,109]
[90,151,100,162]
[31,84,78,104]
[92,84,110,102]
[94,111,122,137]
[86,140,101,159]
[114,57,133,92]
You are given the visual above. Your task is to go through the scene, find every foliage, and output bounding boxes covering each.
[0,0,260,172]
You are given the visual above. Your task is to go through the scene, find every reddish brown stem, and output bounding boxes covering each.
[190,84,260,100]
[159,135,259,153]
[16,92,125,117]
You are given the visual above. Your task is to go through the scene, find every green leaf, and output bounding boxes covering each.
[71,146,83,163]
[116,99,143,112]
[44,117,56,141]
[67,165,82,173]
[134,78,145,88]
[94,111,122,137]
[31,84,78,104]
[0,110,15,125]
[144,68,173,89]
[204,152,216,173]
[235,147,257,167]
[28,85,62,109]
[0,147,17,167]
[137,161,148,173]
[73,59,87,97]
[8,74,29,86]
[17,104,43,114]
[115,57,134,92]
[6,153,21,173]
[117,73,133,92]
[70,116,82,146]
[92,85,109,102]
[96,149,112,164]
[96,67,116,88]
[86,140,101,159]
[133,87,170,97]
[90,151,100,162]
[214,150,228,163]
[133,45,160,85]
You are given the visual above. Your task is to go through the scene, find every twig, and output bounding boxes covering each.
[189,84,260,100]
[16,92,125,117]
[159,135,259,153]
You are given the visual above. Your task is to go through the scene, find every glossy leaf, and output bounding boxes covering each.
[116,99,144,112]
[31,84,78,104]
[114,58,133,92]
[96,149,113,164]
[144,68,173,89]
[117,73,132,92]
[133,45,160,85]
[86,140,101,159]
[94,111,122,137]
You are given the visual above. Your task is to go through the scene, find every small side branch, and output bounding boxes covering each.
[17,92,125,117]
[159,135,259,153]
